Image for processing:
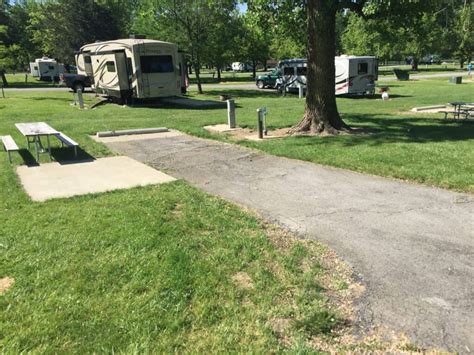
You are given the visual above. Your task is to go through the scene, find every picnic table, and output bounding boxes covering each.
[15,122,58,161]
[448,102,474,119]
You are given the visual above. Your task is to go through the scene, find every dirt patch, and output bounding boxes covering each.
[232,272,254,289]
[171,203,184,217]
[0,277,14,294]
[219,126,374,141]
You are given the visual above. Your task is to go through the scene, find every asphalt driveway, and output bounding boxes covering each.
[104,132,474,353]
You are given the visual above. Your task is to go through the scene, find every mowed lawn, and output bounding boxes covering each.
[0,77,471,351]
[1,76,472,191]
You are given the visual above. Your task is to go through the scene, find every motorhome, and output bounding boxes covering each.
[29,57,65,81]
[277,56,378,96]
[75,38,187,102]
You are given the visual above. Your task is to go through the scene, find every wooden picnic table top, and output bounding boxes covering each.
[15,122,59,136]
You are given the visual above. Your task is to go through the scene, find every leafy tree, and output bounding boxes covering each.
[455,0,473,66]
[0,0,9,85]
[28,0,126,64]
[235,13,271,78]
[134,0,237,93]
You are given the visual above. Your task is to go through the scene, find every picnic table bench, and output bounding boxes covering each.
[441,102,474,120]
[56,132,78,157]
[0,122,81,163]
[1,135,20,163]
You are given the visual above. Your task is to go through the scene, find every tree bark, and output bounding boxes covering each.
[411,57,419,71]
[194,62,203,94]
[217,67,221,81]
[0,71,8,87]
[252,60,257,79]
[291,0,349,135]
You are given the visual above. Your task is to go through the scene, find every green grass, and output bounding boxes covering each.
[3,73,57,88]
[378,63,464,76]
[1,178,351,352]
[1,75,466,352]
[2,76,472,191]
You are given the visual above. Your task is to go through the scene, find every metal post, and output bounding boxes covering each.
[227,99,236,128]
[262,107,268,136]
[298,83,304,99]
[46,134,52,160]
[77,88,84,109]
[257,109,264,139]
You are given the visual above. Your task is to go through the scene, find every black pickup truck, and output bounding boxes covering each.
[60,73,92,92]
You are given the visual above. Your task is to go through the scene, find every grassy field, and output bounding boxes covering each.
[3,73,59,88]
[1,171,364,352]
[1,76,469,352]
[2,76,472,191]
[188,63,466,84]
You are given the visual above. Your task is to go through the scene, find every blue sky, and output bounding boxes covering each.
[237,3,248,13]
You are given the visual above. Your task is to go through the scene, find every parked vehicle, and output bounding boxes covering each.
[255,68,282,89]
[60,72,92,92]
[73,38,187,102]
[420,55,442,65]
[29,57,65,81]
[276,56,378,96]
[231,62,252,72]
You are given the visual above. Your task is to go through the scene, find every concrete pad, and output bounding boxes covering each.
[91,130,184,143]
[17,156,175,201]
[203,124,243,134]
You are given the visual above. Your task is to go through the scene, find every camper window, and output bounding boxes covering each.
[48,66,55,70]
[283,67,294,76]
[106,61,116,72]
[296,67,307,76]
[140,55,173,73]
[84,56,91,64]
[358,63,368,74]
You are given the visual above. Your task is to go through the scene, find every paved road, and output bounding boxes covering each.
[104,132,474,353]
[4,71,470,92]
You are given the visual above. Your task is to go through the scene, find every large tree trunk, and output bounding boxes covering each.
[252,60,257,79]
[0,71,8,87]
[217,67,221,81]
[291,0,349,135]
[411,57,419,71]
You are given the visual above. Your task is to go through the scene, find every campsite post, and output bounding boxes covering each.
[227,99,236,128]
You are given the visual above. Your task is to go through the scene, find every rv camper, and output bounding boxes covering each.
[277,56,378,96]
[76,38,187,102]
[29,57,65,81]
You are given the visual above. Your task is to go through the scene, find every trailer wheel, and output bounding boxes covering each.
[256,80,265,89]
[73,82,85,93]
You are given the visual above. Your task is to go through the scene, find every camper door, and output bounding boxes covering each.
[90,51,130,97]
[137,46,178,98]
[347,59,376,95]
[30,63,39,77]
[335,59,350,95]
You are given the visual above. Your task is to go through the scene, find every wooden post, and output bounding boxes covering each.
[227,100,236,128]
[257,109,263,139]
[77,89,84,109]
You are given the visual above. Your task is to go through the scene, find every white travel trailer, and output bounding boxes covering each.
[76,38,187,102]
[29,57,65,81]
[277,56,378,95]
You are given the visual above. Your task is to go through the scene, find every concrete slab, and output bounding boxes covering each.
[203,124,243,134]
[17,156,175,201]
[91,130,183,144]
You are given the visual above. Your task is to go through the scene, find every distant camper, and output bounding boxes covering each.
[277,56,378,96]
[29,57,65,81]
[75,38,187,102]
